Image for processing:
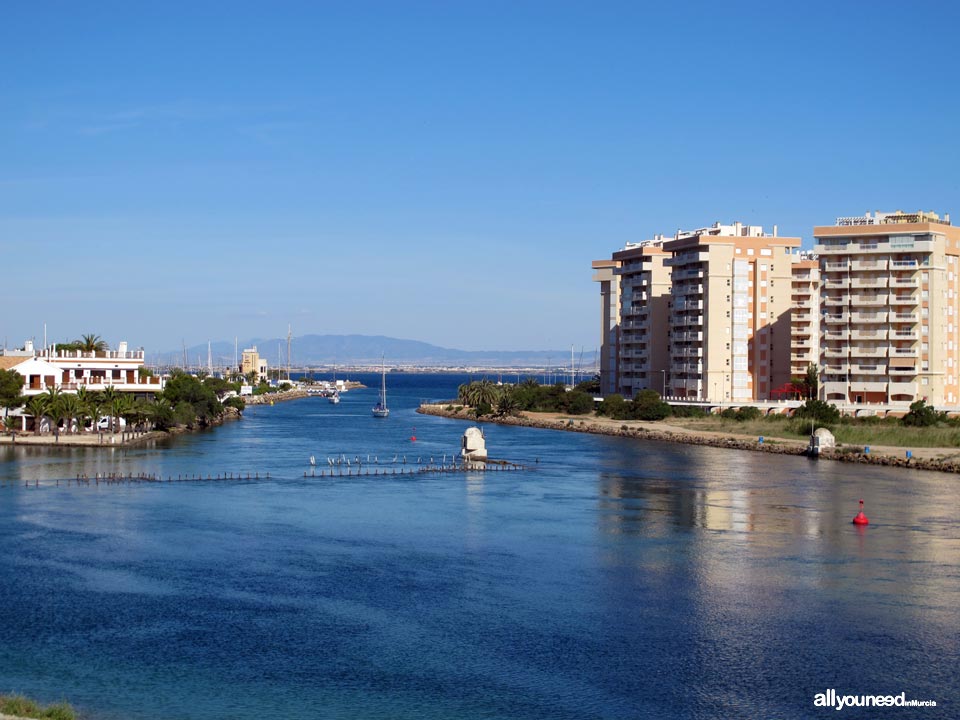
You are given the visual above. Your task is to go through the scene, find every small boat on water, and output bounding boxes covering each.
[372,356,389,418]
[329,390,340,405]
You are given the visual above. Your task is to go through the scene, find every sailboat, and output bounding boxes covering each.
[329,364,341,404]
[372,356,389,418]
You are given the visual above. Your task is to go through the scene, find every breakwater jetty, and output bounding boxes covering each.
[418,404,960,475]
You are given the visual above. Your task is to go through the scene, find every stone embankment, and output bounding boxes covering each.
[417,404,960,474]
[243,389,311,405]
[244,382,366,406]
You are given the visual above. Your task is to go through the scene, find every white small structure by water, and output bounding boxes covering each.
[808,428,835,456]
[461,427,488,462]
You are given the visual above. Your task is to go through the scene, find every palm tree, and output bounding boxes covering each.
[58,394,84,434]
[42,388,67,440]
[473,380,500,408]
[76,334,108,353]
[115,394,136,431]
[101,387,120,432]
[146,397,174,430]
[26,396,47,435]
[85,390,104,432]
[495,391,518,417]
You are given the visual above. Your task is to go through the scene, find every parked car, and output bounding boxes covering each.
[96,416,127,431]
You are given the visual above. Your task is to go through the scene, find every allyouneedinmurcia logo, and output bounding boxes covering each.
[814,689,937,710]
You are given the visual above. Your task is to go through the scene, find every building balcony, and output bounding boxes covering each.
[850,329,887,341]
[852,294,886,306]
[890,259,920,269]
[824,261,850,271]
[823,363,849,374]
[823,279,850,289]
[823,313,848,324]
[888,381,918,396]
[888,365,917,375]
[851,312,887,323]
[674,284,704,297]
[890,313,917,323]
[848,346,887,358]
[851,277,888,289]
[889,295,917,306]
[673,331,703,342]
[890,277,920,288]
[823,348,848,358]
[672,268,704,281]
[851,365,885,375]
[38,348,146,361]
[890,347,919,357]
[849,381,889,392]
[891,330,919,340]
[851,259,888,271]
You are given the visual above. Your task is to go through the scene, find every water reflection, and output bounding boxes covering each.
[0,376,958,720]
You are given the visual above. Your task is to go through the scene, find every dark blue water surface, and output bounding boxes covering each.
[1,373,958,719]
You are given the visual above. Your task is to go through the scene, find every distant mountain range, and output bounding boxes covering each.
[152,334,597,369]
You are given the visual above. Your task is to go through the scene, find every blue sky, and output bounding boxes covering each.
[3,1,959,354]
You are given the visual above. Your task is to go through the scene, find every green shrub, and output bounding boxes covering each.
[0,695,76,720]
[631,390,670,421]
[903,399,946,427]
[794,399,841,425]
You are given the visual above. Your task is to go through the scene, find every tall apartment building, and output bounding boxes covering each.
[790,254,821,380]
[241,347,268,382]
[611,239,671,398]
[591,259,621,396]
[814,210,960,406]
[664,223,800,401]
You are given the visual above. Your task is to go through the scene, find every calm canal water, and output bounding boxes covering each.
[0,374,957,719]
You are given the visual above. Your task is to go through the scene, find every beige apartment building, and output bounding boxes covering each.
[241,346,268,382]
[664,223,800,401]
[591,259,621,396]
[790,255,821,380]
[814,210,960,406]
[611,239,671,397]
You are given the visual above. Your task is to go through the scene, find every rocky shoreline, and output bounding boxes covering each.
[243,382,366,406]
[417,404,960,474]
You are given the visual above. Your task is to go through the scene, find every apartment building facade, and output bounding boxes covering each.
[814,210,960,406]
[611,239,671,398]
[790,255,821,380]
[664,223,800,401]
[591,259,621,396]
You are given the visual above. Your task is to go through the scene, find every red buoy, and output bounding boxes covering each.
[410,436,417,442]
[852,498,869,525]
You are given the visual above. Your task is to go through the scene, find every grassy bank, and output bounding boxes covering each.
[0,695,76,720]
[664,416,960,448]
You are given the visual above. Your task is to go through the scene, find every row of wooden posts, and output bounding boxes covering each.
[5,463,527,488]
